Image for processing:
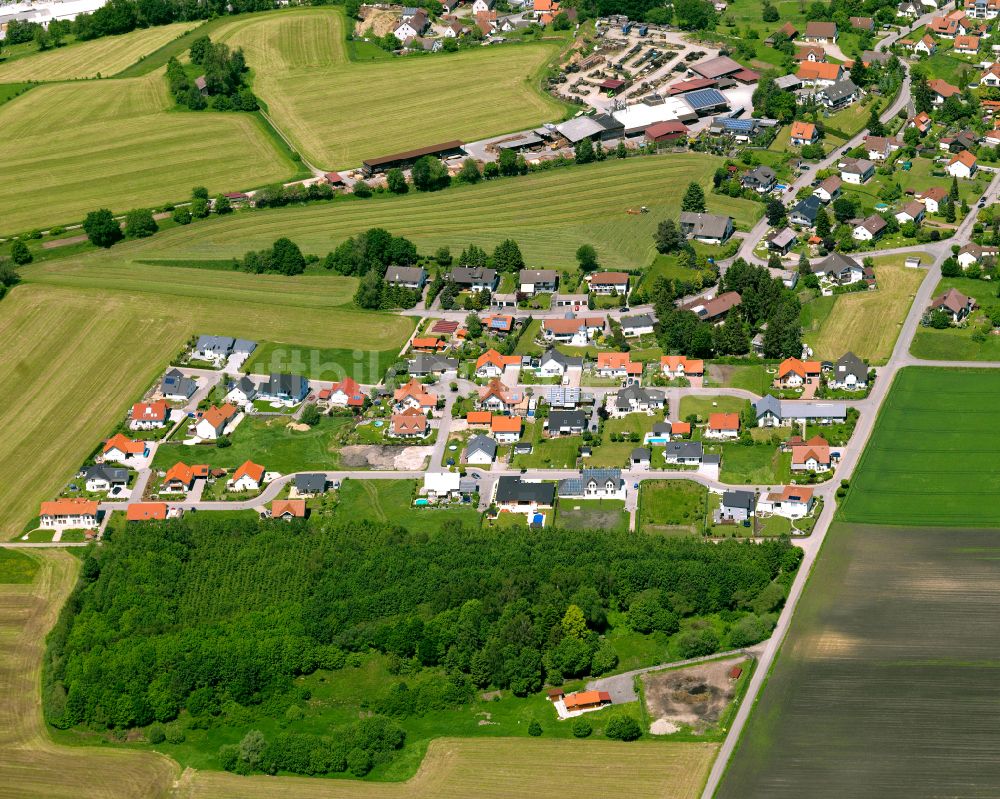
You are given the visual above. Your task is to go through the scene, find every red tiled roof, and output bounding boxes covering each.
[708,412,740,431]
[127,502,167,521]
[233,460,265,482]
[103,433,145,455]
[40,498,98,517]
[272,499,307,518]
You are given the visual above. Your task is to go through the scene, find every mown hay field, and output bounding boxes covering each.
[0,22,197,81]
[213,7,569,169]
[123,154,760,270]
[718,521,1000,798]
[801,254,928,364]
[1,72,294,234]
[839,367,1000,526]
[0,276,411,537]
[0,549,178,797]
[183,738,717,799]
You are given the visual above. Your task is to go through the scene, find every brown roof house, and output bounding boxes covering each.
[928,288,975,323]
[804,21,838,42]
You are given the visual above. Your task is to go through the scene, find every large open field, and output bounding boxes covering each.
[1,72,295,234]
[0,263,411,537]
[839,367,1000,526]
[117,154,760,270]
[910,274,1000,360]
[0,22,197,81]
[801,254,928,364]
[717,521,1000,798]
[212,8,568,169]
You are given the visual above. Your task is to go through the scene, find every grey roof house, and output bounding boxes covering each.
[789,195,822,227]
[385,266,427,289]
[548,410,588,435]
[720,490,756,521]
[295,474,328,495]
[742,165,777,193]
[679,212,734,243]
[829,352,868,390]
[558,467,623,498]
[495,476,555,507]
[161,368,197,400]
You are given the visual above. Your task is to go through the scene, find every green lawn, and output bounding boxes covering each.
[704,363,771,394]
[244,340,401,384]
[511,422,581,469]
[555,498,630,532]
[840,367,1000,526]
[151,414,353,474]
[590,412,665,467]
[712,444,791,485]
[322,479,481,535]
[638,480,707,535]
[680,395,748,421]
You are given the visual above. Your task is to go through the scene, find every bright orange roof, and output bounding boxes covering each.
[564,690,611,710]
[103,433,145,455]
[660,355,704,373]
[164,462,208,485]
[534,0,559,10]
[671,421,691,435]
[491,415,522,433]
[467,411,492,424]
[233,460,265,482]
[768,485,815,502]
[951,150,977,167]
[476,348,520,370]
[201,403,237,429]
[796,62,841,81]
[597,352,633,369]
[790,121,817,140]
[791,444,831,465]
[708,412,740,431]
[955,34,979,49]
[272,499,307,518]
[132,400,169,422]
[127,502,167,521]
[40,498,98,517]
[394,378,437,405]
[412,336,445,350]
[778,357,820,378]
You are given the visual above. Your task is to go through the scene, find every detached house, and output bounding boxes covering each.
[981,63,1000,86]
[775,357,821,388]
[929,287,975,322]
[812,253,866,285]
[466,434,498,464]
[162,462,209,493]
[804,21,838,42]
[160,368,197,402]
[83,465,128,494]
[795,45,827,62]
[742,165,777,193]
[102,434,147,464]
[928,78,961,105]
[491,415,522,444]
[789,195,822,227]
[519,269,559,295]
[478,379,523,414]
[494,476,554,512]
[39,498,98,530]
[394,378,437,413]
[620,314,655,337]
[130,400,169,431]
[258,373,309,406]
[327,376,366,408]
[588,272,630,295]
[683,291,742,324]
[797,61,843,86]
[790,120,819,146]
[705,412,740,440]
[853,214,888,242]
[912,33,937,55]
[558,468,625,499]
[547,409,587,435]
[818,79,859,109]
[195,403,237,441]
[538,348,583,377]
[543,316,605,346]
[813,175,842,203]
[660,355,704,380]
[231,460,266,492]
[225,376,257,407]
[390,407,429,438]
[665,441,704,465]
[864,135,901,161]
[475,348,520,378]
[958,242,1000,268]
[719,490,756,522]
[791,436,835,472]
[947,150,977,178]
[955,34,980,52]
[917,186,948,214]
[678,212,734,244]
[612,384,665,415]
[595,352,642,380]
[841,157,875,184]
[394,10,428,40]
[895,200,926,224]
[758,485,815,518]
[451,267,498,292]
[386,266,427,290]
[829,352,869,390]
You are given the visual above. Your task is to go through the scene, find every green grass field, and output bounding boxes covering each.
[1,72,295,234]
[679,395,747,421]
[638,480,707,535]
[326,479,482,534]
[718,522,1000,798]
[0,22,197,81]
[840,367,1000,526]
[0,549,40,583]
[211,8,569,169]
[120,154,760,271]
[802,255,928,364]
[555,498,630,532]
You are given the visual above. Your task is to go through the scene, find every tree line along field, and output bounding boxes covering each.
[800,254,928,364]
[0,21,197,81]
[211,7,570,170]
[839,367,1000,527]
[0,268,411,538]
[717,521,1000,798]
[116,154,760,271]
[0,72,295,235]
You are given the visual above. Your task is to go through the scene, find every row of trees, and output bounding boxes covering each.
[44,517,800,731]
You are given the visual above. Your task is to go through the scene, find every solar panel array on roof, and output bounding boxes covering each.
[489,318,508,328]
[721,118,756,132]
[432,320,459,333]
[684,88,729,112]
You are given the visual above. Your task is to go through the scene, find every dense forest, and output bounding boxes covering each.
[44,517,799,755]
